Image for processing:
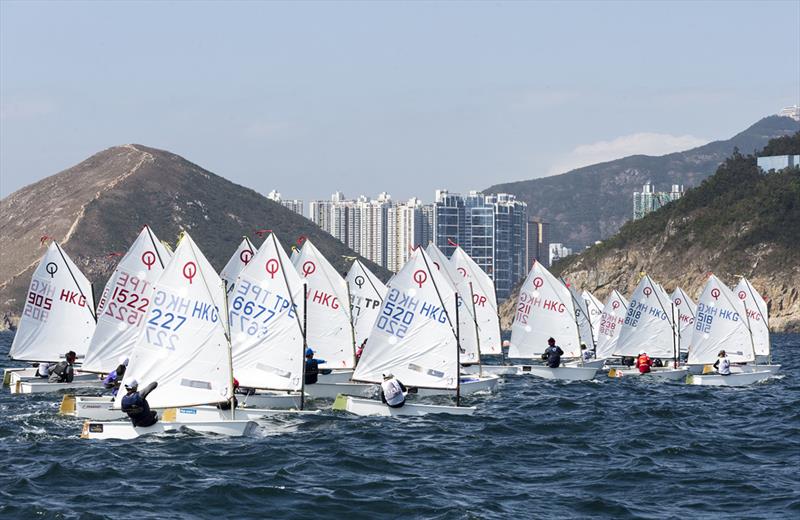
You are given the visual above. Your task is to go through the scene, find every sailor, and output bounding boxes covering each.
[218,378,239,410]
[355,339,367,366]
[581,343,594,361]
[304,348,326,385]
[380,373,407,408]
[541,338,564,368]
[121,379,159,427]
[35,362,52,378]
[48,350,77,383]
[636,350,653,374]
[102,363,127,397]
[713,350,731,376]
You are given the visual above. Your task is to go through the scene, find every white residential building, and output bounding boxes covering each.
[267,190,304,216]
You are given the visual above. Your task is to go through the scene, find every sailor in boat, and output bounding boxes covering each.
[355,339,368,366]
[304,348,326,385]
[380,373,407,409]
[48,351,77,383]
[636,351,653,374]
[581,343,594,361]
[121,379,159,427]
[652,358,664,367]
[713,350,731,376]
[218,378,240,410]
[102,362,128,397]
[541,338,564,368]
[35,362,52,379]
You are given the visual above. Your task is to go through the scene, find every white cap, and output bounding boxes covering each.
[125,378,139,389]
[638,350,646,355]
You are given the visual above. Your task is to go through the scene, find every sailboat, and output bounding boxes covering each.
[8,241,102,394]
[685,274,774,386]
[291,239,356,384]
[564,285,606,369]
[507,261,599,381]
[450,246,518,377]
[582,290,604,346]
[732,278,779,373]
[609,276,688,380]
[61,226,173,415]
[346,258,388,349]
[335,247,477,416]
[594,290,629,362]
[423,244,500,391]
[220,237,257,293]
[81,233,257,438]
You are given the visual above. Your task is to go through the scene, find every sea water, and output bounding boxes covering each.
[0,330,797,519]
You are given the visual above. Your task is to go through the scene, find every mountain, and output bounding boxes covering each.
[498,133,800,333]
[0,144,388,325]
[487,116,800,249]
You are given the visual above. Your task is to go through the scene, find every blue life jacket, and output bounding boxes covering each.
[121,391,151,425]
[305,359,320,384]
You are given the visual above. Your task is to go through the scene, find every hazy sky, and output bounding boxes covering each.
[1,1,798,202]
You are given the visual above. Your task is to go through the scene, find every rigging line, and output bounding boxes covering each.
[357,259,385,303]
[144,225,166,269]
[418,248,458,340]
[53,241,97,322]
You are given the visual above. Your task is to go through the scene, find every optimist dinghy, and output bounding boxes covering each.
[81,233,257,439]
[8,241,98,394]
[611,276,687,380]
[686,274,775,387]
[340,247,478,416]
[506,261,598,380]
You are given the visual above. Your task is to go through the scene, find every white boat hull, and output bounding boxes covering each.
[461,364,519,376]
[61,395,124,420]
[163,406,320,422]
[607,367,689,380]
[304,382,377,400]
[11,379,105,395]
[686,370,774,387]
[514,365,598,381]
[332,394,476,417]
[7,369,99,387]
[565,358,607,369]
[80,419,258,439]
[318,369,354,383]
[688,364,782,376]
[237,392,302,409]
[414,376,499,396]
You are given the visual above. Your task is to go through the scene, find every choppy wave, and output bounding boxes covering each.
[0,331,798,519]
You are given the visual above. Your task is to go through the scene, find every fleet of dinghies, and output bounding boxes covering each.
[4,225,783,438]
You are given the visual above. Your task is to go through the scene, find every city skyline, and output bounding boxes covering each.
[2,2,798,200]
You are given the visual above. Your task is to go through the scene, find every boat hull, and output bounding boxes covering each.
[237,392,302,409]
[414,376,499,396]
[686,370,774,387]
[318,369,354,383]
[608,367,689,380]
[565,358,607,369]
[7,369,99,387]
[304,382,377,400]
[80,419,258,439]
[513,365,598,381]
[11,379,105,395]
[332,394,476,417]
[162,406,320,422]
[460,364,520,376]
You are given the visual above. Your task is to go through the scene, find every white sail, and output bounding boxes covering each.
[353,247,459,389]
[346,259,388,348]
[582,290,603,345]
[595,290,629,359]
[115,233,232,409]
[509,261,580,359]
[292,239,355,369]
[687,274,754,365]
[670,287,697,353]
[615,276,677,359]
[220,237,257,293]
[82,226,173,373]
[229,233,305,391]
[570,286,595,349]
[733,278,769,357]
[426,244,480,364]
[450,246,503,355]
[9,242,96,362]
